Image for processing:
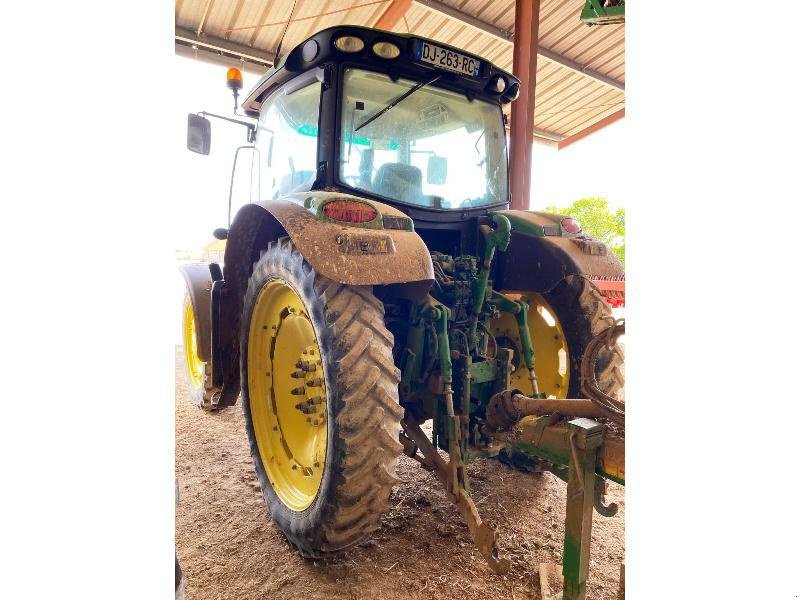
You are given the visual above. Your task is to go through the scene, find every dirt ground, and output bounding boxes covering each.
[176,348,625,600]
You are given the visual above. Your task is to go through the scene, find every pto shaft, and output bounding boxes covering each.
[486,390,610,430]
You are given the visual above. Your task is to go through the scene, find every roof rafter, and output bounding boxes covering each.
[374,0,412,30]
[196,0,216,36]
[176,26,275,66]
[175,42,267,75]
[557,108,624,150]
[412,0,624,92]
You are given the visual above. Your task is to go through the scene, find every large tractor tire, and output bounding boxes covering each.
[493,275,624,471]
[181,295,219,410]
[240,237,404,556]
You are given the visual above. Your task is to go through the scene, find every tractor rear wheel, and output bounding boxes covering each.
[543,275,624,400]
[495,275,624,471]
[181,295,219,410]
[240,237,403,556]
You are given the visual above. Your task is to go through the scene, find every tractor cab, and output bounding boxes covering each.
[243,27,519,213]
[189,26,520,238]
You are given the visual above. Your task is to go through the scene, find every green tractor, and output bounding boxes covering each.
[181,25,624,597]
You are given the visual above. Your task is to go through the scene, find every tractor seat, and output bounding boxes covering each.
[373,163,422,204]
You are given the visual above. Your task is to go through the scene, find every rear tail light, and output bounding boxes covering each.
[323,201,377,224]
[561,217,581,234]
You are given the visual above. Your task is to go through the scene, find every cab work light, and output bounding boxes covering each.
[373,41,400,59]
[334,35,365,53]
[505,82,521,102]
[488,74,507,94]
[323,201,377,224]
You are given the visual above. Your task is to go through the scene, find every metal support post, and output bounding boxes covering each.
[509,0,541,210]
[562,418,605,600]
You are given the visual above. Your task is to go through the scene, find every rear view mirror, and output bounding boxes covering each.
[427,155,447,185]
[187,113,211,155]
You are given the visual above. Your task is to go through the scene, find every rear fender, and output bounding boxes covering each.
[215,193,434,407]
[494,210,624,293]
[178,262,223,362]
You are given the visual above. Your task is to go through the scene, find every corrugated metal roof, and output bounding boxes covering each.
[175,0,625,143]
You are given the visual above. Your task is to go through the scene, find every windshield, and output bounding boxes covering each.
[339,68,508,210]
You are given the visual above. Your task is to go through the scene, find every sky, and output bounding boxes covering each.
[173,53,626,252]
[531,119,625,212]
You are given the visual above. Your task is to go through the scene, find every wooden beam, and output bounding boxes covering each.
[175,42,268,76]
[175,27,276,66]
[374,0,412,31]
[223,0,247,41]
[196,0,215,36]
[557,108,625,150]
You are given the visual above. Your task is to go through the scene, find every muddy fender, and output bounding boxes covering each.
[215,192,434,408]
[178,262,222,362]
[494,210,624,293]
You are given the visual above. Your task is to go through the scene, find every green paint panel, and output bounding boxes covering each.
[493,210,563,237]
[580,0,625,25]
[470,360,497,384]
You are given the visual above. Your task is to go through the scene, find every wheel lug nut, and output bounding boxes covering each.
[296,359,316,371]
[296,401,315,414]
[290,386,306,395]
[290,370,305,379]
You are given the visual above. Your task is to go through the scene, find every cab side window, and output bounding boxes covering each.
[257,80,322,200]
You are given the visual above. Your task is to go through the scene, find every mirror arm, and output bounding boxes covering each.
[198,111,256,142]
[228,145,255,227]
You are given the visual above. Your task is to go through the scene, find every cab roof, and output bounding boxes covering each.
[242,25,521,118]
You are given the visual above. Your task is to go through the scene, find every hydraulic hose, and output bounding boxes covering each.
[580,319,625,425]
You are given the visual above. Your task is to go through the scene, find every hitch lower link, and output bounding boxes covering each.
[402,301,511,575]
[401,416,511,575]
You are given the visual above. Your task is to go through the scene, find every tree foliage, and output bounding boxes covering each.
[544,197,625,267]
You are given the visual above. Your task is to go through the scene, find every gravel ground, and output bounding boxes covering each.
[175,347,625,599]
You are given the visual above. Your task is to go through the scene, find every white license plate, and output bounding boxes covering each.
[414,41,480,78]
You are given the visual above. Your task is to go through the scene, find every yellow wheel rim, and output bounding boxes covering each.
[491,293,569,398]
[247,278,327,512]
[182,299,204,389]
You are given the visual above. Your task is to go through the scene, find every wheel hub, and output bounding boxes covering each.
[247,279,328,511]
[182,300,204,389]
[492,293,569,398]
